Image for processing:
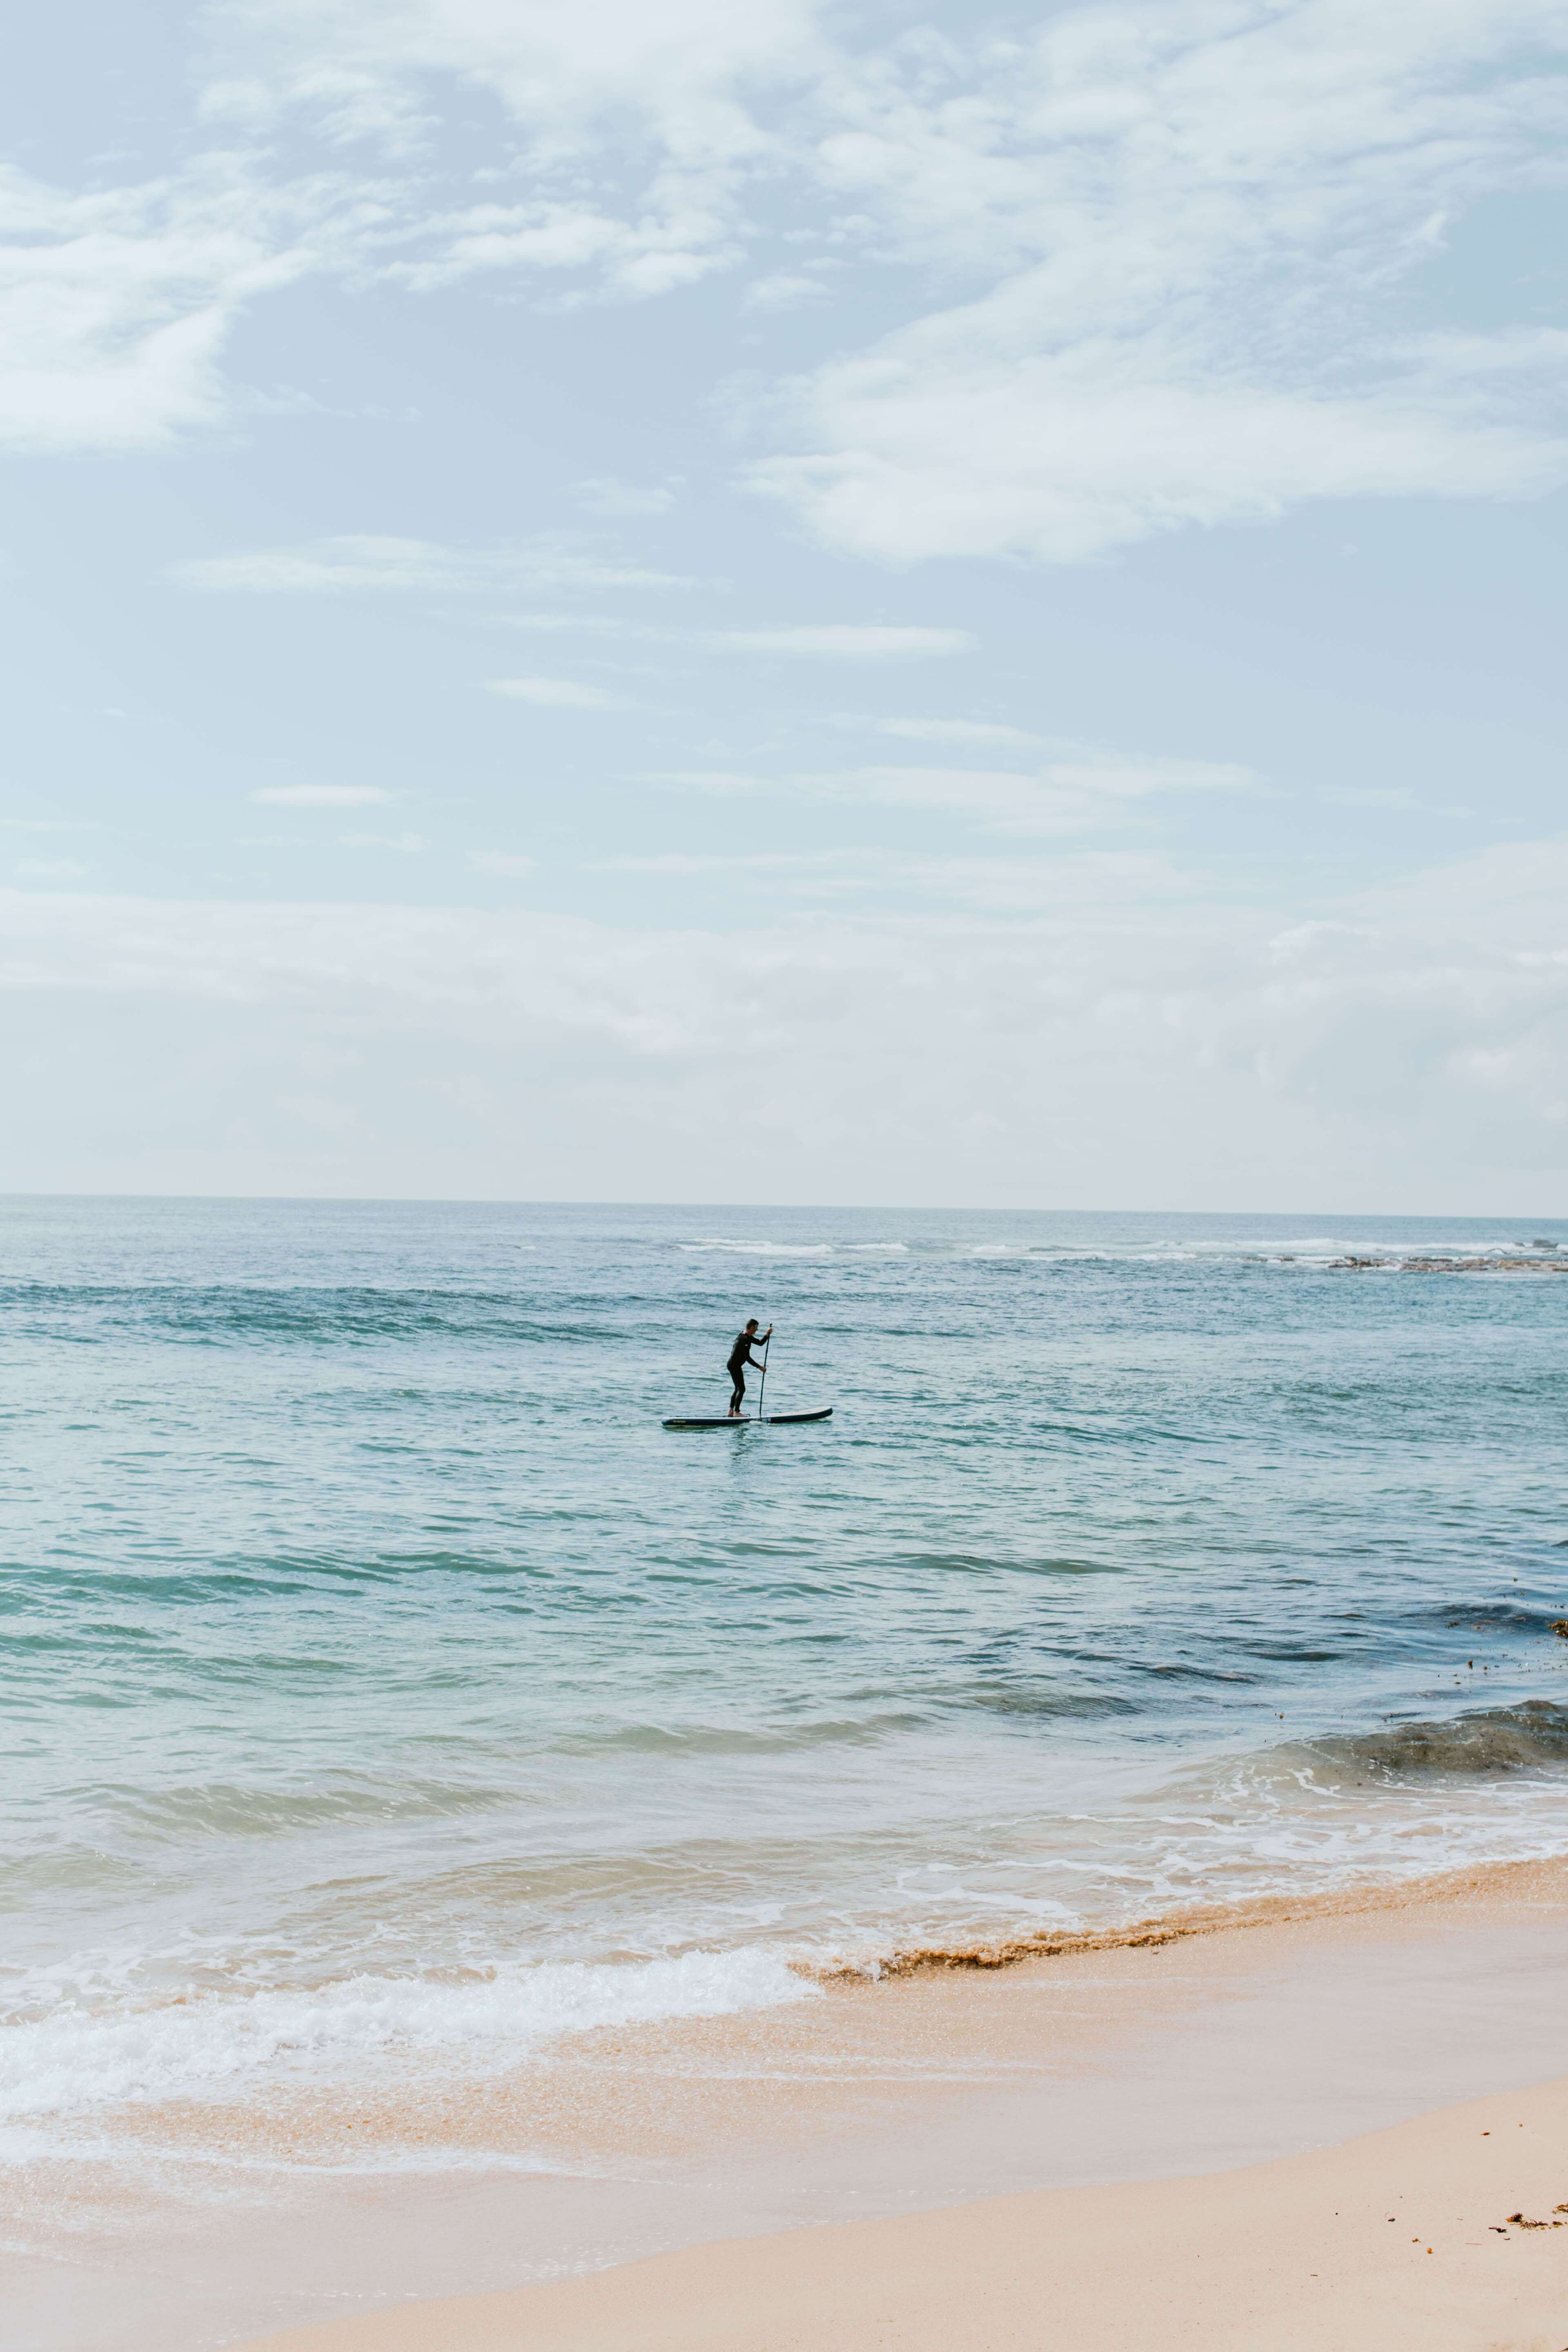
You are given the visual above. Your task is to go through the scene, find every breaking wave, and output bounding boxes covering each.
[0,1947,815,2138]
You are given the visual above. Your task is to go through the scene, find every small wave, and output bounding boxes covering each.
[677,1240,833,1258]
[805,1849,1568,1982]
[0,1947,814,2126]
[899,1550,1126,1580]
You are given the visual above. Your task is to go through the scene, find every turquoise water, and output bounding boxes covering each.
[4,1196,1568,2163]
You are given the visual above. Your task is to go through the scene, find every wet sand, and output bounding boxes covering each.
[243,2073,1568,2352]
[11,1858,1568,2351]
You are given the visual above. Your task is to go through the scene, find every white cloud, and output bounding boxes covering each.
[2,842,1565,1201]
[705,624,973,659]
[497,615,975,660]
[742,272,828,313]
[573,476,679,517]
[1040,751,1257,799]
[0,155,375,456]
[1351,835,1568,952]
[639,771,764,794]
[9,0,1568,537]
[869,718,1045,750]
[744,0,1568,561]
[751,356,1568,567]
[795,764,1136,833]
[592,846,1170,906]
[204,0,826,301]
[252,784,390,805]
[275,1090,365,1137]
[501,612,637,635]
[649,748,1258,830]
[381,199,734,298]
[804,764,1087,831]
[1321,786,1423,811]
[469,850,537,876]
[602,851,828,875]
[486,676,626,708]
[340,830,426,850]
[15,859,90,879]
[172,533,686,593]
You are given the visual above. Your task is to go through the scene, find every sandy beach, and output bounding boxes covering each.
[9,1855,1568,2350]
[107,1858,1561,2352]
[242,2069,1568,2352]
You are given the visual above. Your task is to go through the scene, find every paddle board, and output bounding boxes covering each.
[661,1408,833,1430]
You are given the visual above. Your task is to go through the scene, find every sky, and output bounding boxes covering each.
[2,0,1566,1209]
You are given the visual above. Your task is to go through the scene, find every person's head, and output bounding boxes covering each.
[744,1318,759,1333]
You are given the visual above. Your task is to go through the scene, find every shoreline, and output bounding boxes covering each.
[239,2074,1568,2352]
[13,1851,1568,2352]
[805,1846,1568,1978]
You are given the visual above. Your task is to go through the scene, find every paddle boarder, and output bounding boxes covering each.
[727,1319,773,1418]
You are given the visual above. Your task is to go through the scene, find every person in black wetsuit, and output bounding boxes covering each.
[726,1319,773,1417]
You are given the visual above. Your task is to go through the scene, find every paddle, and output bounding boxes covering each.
[757,1329,771,1422]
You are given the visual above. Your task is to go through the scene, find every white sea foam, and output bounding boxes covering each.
[679,1239,834,1257]
[0,1947,815,2129]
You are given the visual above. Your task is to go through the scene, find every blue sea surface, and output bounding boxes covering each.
[3,1196,1568,2152]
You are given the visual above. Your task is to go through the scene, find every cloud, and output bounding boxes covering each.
[0,816,98,833]
[0,2,813,455]
[203,0,826,301]
[749,355,1568,568]
[638,770,765,794]
[11,0,1568,535]
[601,851,829,876]
[0,151,384,456]
[340,830,426,850]
[2,841,1565,1201]
[591,846,1175,908]
[1350,835,1568,952]
[497,615,974,659]
[501,612,637,636]
[0,167,241,455]
[793,764,1155,833]
[742,0,1568,561]
[703,624,973,659]
[650,747,1259,829]
[381,199,738,299]
[486,676,626,708]
[1321,786,1423,811]
[803,765,1089,831]
[1037,752,1256,799]
[15,859,90,879]
[171,533,686,593]
[573,476,679,517]
[274,1090,366,1138]
[469,850,537,876]
[742,272,829,313]
[867,718,1045,750]
[252,784,390,805]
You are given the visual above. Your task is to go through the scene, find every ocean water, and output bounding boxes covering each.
[4,1196,1568,2188]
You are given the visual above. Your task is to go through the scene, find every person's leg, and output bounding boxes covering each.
[729,1371,744,1416]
